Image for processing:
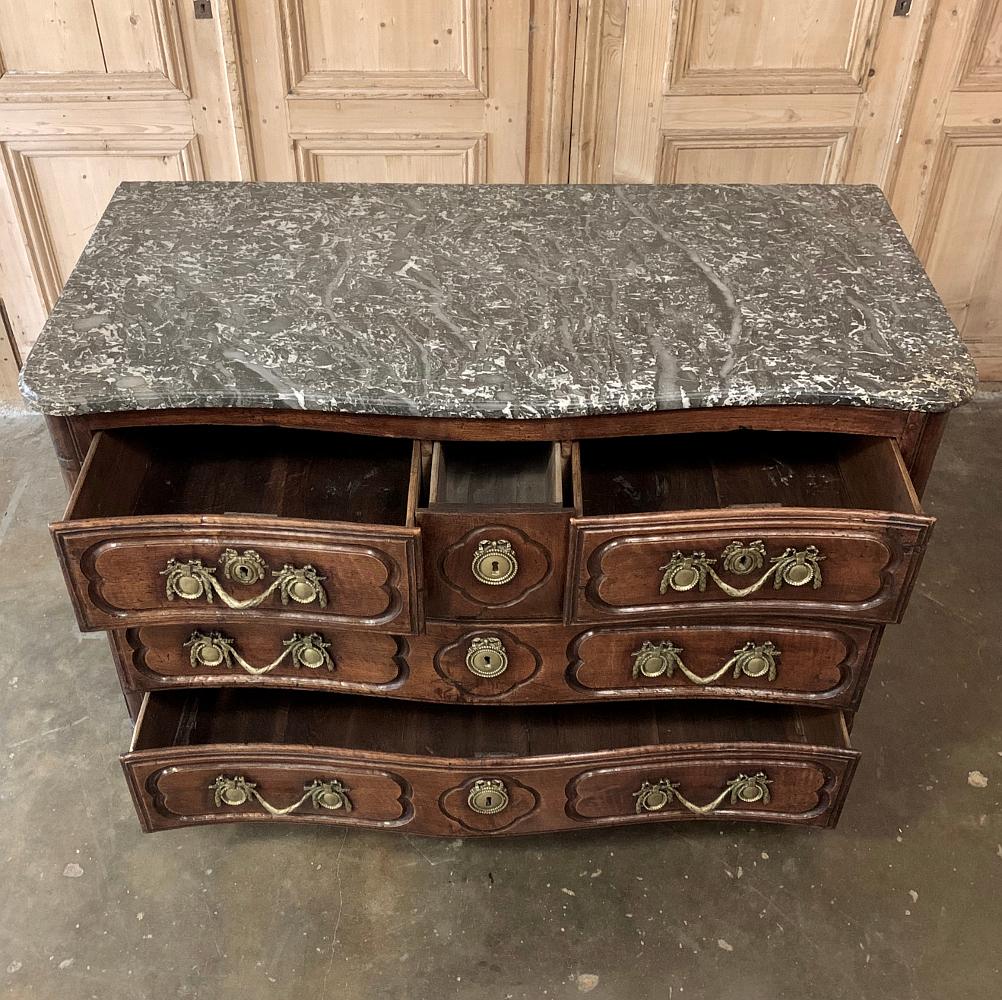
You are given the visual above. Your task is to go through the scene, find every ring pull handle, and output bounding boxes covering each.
[185,631,334,676]
[210,776,351,816]
[634,773,772,816]
[660,541,824,598]
[162,548,327,610]
[632,640,780,685]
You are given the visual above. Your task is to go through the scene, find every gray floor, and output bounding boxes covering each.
[1,401,1000,1000]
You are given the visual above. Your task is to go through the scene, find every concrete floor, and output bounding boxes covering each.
[1,401,1000,1000]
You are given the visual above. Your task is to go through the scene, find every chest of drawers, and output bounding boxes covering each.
[43,403,943,835]
[21,182,976,837]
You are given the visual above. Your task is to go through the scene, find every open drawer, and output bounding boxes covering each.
[416,441,575,620]
[123,690,859,835]
[51,426,422,633]
[568,430,934,625]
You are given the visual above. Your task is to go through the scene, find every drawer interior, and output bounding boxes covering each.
[132,689,849,758]
[577,430,922,517]
[66,426,419,525]
[423,440,571,509]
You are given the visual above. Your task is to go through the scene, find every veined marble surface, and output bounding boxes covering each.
[20,182,976,417]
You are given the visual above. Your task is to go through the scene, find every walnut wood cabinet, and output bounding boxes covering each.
[45,402,946,836]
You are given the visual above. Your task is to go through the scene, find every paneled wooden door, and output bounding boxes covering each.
[571,0,931,187]
[0,0,250,399]
[234,0,575,184]
[891,0,1002,379]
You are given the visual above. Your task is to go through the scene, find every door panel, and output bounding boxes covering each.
[670,0,878,93]
[236,0,569,184]
[572,0,929,187]
[892,0,1002,379]
[0,0,248,400]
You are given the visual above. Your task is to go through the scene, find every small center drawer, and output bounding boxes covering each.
[51,426,423,633]
[568,431,934,624]
[416,441,574,620]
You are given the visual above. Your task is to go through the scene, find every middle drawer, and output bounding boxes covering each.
[112,618,882,710]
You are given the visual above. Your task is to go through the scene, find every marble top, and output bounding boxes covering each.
[19,182,976,417]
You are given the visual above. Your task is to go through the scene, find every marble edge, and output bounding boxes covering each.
[21,382,976,418]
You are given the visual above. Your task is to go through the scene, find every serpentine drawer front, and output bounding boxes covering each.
[404,619,883,709]
[110,619,881,710]
[109,623,407,695]
[568,433,933,625]
[50,427,423,634]
[123,690,858,835]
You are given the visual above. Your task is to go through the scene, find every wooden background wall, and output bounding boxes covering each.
[1,0,999,403]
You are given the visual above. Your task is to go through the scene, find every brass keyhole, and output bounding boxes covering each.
[471,540,518,586]
[465,636,509,678]
[467,778,510,814]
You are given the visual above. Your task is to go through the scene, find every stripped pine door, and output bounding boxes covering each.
[571,0,931,187]
[0,1,997,401]
[0,0,250,399]
[233,0,575,184]
[891,0,1002,379]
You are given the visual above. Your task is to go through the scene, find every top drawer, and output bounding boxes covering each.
[52,426,422,633]
[567,431,933,625]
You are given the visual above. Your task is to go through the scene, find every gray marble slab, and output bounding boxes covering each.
[19,182,976,417]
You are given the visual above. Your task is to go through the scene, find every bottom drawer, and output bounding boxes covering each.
[123,691,859,835]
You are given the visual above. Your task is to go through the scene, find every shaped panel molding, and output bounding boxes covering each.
[280,0,486,97]
[668,0,880,94]
[293,135,487,184]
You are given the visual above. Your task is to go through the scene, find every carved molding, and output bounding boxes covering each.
[0,136,204,309]
[0,0,189,99]
[957,0,1002,91]
[657,129,853,185]
[439,775,539,832]
[667,0,880,95]
[292,134,487,184]
[914,129,1002,263]
[278,0,487,98]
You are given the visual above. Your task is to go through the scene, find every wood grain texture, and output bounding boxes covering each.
[110,622,407,694]
[52,517,422,634]
[0,0,249,400]
[122,690,858,835]
[568,508,933,626]
[112,616,881,710]
[417,509,571,621]
[571,0,930,188]
[891,0,1002,379]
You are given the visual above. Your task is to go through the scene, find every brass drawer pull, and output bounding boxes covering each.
[660,541,824,598]
[632,640,780,684]
[471,539,518,586]
[162,548,327,610]
[465,636,509,678]
[210,775,351,816]
[634,772,771,816]
[185,630,334,675]
[467,778,510,815]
